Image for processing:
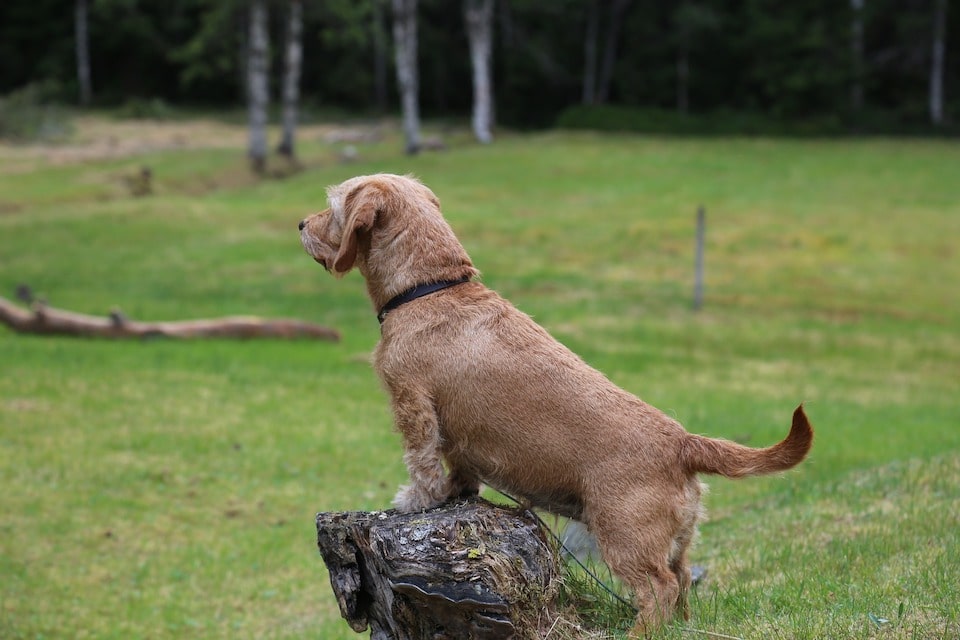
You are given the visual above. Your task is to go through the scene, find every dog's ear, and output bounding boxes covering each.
[333,183,380,274]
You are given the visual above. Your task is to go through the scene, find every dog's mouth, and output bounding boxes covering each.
[300,231,331,271]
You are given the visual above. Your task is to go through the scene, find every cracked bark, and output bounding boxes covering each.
[316,498,561,640]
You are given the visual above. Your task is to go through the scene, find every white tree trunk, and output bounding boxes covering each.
[850,0,865,113]
[465,0,495,144]
[74,0,92,106]
[392,0,421,155]
[278,0,303,158]
[247,0,270,173]
[930,0,948,125]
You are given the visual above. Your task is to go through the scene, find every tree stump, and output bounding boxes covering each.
[316,498,561,640]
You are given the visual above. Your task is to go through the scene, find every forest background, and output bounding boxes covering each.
[0,0,956,144]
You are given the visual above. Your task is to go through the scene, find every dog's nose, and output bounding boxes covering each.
[298,219,306,231]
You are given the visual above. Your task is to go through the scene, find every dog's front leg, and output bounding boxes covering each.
[389,386,451,512]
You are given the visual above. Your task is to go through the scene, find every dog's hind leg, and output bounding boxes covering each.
[668,528,695,621]
[669,479,704,620]
[387,383,455,512]
[446,465,481,499]
[586,496,683,635]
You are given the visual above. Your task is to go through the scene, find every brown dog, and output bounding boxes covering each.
[299,173,813,634]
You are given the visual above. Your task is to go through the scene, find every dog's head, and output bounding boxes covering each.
[299,174,477,301]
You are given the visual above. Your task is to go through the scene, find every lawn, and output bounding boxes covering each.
[1,118,958,639]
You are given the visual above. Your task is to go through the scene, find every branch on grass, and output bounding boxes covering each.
[0,291,339,341]
[316,498,561,639]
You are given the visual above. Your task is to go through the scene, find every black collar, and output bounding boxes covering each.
[377,277,471,324]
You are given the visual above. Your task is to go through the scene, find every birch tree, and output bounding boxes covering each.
[930,0,948,125]
[278,0,303,158]
[74,0,92,106]
[392,0,421,155]
[247,0,270,173]
[464,0,494,143]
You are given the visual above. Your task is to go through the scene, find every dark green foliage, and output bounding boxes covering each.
[0,83,73,141]
[114,97,176,120]
[556,104,958,136]
[0,0,957,132]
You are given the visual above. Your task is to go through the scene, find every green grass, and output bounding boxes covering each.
[1,120,958,639]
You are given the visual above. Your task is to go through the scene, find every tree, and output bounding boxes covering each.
[74,0,92,106]
[372,0,389,112]
[582,0,600,104]
[850,0,865,113]
[247,0,269,173]
[464,0,495,143]
[392,0,420,154]
[930,0,948,124]
[172,1,247,104]
[278,0,303,158]
[596,0,632,105]
[4,0,960,134]
[673,3,721,114]
[733,1,850,119]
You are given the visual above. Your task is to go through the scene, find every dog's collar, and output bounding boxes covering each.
[377,277,471,324]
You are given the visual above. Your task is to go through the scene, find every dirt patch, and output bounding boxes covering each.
[0,116,386,172]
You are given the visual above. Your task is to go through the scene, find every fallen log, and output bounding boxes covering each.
[316,498,561,640]
[0,294,339,341]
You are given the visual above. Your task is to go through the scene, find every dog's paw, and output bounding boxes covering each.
[392,484,442,512]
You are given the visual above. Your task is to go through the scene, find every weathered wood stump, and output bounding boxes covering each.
[316,498,561,640]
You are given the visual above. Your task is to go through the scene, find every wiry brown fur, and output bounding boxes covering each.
[299,173,814,635]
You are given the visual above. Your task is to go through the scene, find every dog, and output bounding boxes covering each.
[299,173,813,634]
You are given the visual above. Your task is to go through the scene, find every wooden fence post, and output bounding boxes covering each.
[694,205,706,311]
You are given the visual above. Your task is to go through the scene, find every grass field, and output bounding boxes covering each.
[1,117,958,639]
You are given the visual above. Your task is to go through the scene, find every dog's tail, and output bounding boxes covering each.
[679,405,813,478]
